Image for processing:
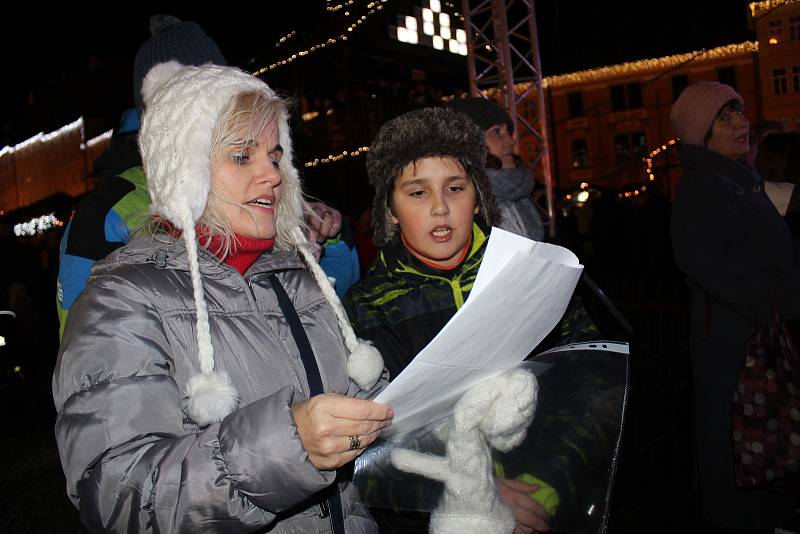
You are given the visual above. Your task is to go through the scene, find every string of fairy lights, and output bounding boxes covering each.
[274,31,297,48]
[304,146,370,168]
[0,117,111,161]
[617,139,678,199]
[562,138,679,204]
[543,42,757,89]
[252,0,390,76]
[750,0,799,18]
[326,0,356,13]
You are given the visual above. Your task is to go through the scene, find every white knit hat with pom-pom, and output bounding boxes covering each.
[139,61,383,426]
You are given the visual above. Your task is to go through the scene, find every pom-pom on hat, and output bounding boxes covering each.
[670,81,743,146]
[133,15,226,113]
[139,62,383,425]
[366,107,500,246]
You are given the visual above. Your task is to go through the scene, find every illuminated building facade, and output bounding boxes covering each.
[4,0,800,221]
[537,0,800,196]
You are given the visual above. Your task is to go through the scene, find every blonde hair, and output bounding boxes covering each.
[197,90,307,257]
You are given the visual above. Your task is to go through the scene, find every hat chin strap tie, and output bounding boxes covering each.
[291,227,384,391]
[182,219,240,426]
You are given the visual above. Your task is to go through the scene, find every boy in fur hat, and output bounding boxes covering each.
[345,107,600,533]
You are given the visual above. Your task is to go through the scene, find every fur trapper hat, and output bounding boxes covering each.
[366,107,500,246]
[670,81,743,146]
[445,97,515,134]
[139,62,383,425]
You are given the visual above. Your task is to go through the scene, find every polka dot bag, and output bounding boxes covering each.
[733,309,800,494]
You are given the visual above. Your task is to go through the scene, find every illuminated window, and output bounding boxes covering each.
[769,19,783,44]
[568,92,584,117]
[773,67,788,95]
[717,66,736,89]
[614,132,647,164]
[571,139,589,168]
[790,15,800,40]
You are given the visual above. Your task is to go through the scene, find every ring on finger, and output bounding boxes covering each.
[348,435,361,451]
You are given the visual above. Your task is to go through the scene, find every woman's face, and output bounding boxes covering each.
[210,126,283,239]
[484,123,515,161]
[706,102,750,160]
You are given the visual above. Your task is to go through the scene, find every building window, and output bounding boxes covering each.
[614,132,647,164]
[672,75,689,102]
[769,19,784,44]
[611,85,626,111]
[610,83,643,111]
[774,67,788,95]
[793,65,800,92]
[571,139,589,168]
[568,92,584,117]
[718,67,737,89]
[790,15,800,40]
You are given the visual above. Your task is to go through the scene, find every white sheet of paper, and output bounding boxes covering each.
[376,228,583,439]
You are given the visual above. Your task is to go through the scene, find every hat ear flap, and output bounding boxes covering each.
[141,60,185,108]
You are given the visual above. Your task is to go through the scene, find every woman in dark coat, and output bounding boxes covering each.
[670,81,800,531]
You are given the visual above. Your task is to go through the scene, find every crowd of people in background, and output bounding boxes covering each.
[0,12,799,534]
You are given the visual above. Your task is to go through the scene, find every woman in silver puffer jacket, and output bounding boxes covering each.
[53,62,390,533]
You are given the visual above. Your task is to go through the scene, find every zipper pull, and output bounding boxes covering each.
[318,498,330,518]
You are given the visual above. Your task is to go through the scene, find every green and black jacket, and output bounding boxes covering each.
[345,224,608,526]
[344,224,599,379]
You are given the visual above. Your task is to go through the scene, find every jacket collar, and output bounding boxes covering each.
[679,144,761,190]
[375,223,488,281]
[97,233,304,278]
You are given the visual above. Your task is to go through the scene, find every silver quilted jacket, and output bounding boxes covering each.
[53,234,382,533]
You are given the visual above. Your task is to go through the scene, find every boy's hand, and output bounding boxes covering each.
[497,478,551,533]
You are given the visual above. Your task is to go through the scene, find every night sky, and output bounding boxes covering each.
[1,1,754,145]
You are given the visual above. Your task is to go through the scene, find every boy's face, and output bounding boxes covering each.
[390,157,478,268]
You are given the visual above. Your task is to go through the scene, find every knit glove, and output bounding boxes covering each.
[391,369,538,534]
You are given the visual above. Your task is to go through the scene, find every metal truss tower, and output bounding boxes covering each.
[461,0,554,236]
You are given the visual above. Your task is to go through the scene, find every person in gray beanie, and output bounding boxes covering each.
[670,81,800,531]
[446,97,545,241]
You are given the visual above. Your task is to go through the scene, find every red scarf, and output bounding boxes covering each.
[197,227,275,275]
